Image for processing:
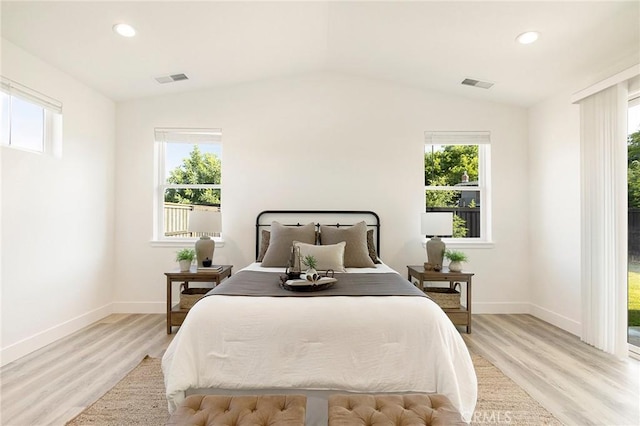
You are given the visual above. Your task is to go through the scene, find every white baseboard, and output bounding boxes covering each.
[473,302,581,336]
[112,302,165,314]
[472,302,531,314]
[0,303,113,367]
[529,303,581,336]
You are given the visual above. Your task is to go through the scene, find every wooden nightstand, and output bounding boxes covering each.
[165,265,232,334]
[407,265,474,333]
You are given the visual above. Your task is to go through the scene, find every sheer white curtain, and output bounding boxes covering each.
[579,83,628,357]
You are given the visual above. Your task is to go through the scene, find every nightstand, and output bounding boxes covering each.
[407,265,474,333]
[165,265,232,334]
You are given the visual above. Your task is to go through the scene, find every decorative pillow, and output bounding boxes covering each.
[260,221,316,267]
[319,221,376,268]
[257,229,270,262]
[293,241,346,272]
[366,229,381,264]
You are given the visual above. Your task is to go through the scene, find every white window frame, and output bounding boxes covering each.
[1,76,62,156]
[151,128,224,247]
[424,131,492,247]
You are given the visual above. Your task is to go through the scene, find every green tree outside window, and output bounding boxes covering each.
[165,146,221,205]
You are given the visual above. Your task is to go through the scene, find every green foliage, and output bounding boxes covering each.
[445,250,468,262]
[629,130,640,208]
[452,215,468,238]
[165,146,222,205]
[176,248,196,261]
[425,177,458,207]
[629,130,640,163]
[425,145,478,186]
[302,255,318,270]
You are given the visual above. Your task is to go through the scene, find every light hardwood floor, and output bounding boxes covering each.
[463,315,640,426]
[0,314,173,426]
[1,314,638,426]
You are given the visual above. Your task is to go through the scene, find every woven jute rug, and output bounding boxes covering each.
[471,355,561,425]
[66,356,169,426]
[66,354,561,425]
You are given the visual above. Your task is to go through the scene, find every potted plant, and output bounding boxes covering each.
[176,248,196,272]
[444,250,468,272]
[301,254,320,282]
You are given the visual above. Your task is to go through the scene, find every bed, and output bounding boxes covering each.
[162,210,477,424]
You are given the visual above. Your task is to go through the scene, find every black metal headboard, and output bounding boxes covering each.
[255,210,381,259]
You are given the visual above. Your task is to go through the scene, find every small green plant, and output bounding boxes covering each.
[176,248,196,262]
[301,255,318,270]
[445,250,468,262]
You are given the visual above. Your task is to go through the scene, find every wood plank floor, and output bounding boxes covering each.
[1,314,638,425]
[463,315,640,426]
[0,314,173,426]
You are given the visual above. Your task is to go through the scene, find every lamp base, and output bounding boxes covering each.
[426,236,445,272]
[195,236,215,267]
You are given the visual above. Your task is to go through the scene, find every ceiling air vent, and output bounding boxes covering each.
[155,73,189,84]
[461,78,494,89]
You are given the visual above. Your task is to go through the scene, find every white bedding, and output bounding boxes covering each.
[162,263,477,423]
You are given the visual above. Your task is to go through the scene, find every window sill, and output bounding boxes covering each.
[150,238,225,248]
[422,240,494,249]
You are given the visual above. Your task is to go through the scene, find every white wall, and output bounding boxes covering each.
[527,62,640,337]
[114,72,530,314]
[0,40,116,365]
[528,91,582,334]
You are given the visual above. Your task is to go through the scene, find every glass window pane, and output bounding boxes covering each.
[1,92,9,145]
[11,96,44,152]
[426,189,480,238]
[425,144,478,186]
[163,190,221,238]
[164,142,221,184]
[628,99,640,347]
[164,188,221,206]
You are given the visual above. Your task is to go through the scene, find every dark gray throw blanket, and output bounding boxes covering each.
[206,270,426,298]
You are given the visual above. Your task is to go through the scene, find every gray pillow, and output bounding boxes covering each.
[257,229,270,262]
[260,221,316,267]
[320,221,376,268]
[366,229,381,264]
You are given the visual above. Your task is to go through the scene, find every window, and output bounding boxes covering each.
[1,76,62,155]
[424,131,491,242]
[627,95,640,351]
[154,128,222,241]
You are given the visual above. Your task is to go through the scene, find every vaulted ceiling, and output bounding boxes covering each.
[2,1,638,106]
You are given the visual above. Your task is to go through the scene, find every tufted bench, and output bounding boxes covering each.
[328,394,465,426]
[166,394,307,426]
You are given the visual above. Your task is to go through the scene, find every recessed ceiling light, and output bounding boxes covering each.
[113,23,136,38]
[516,31,539,45]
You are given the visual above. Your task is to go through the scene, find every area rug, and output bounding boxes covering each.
[66,355,561,425]
[471,355,561,425]
[66,356,169,426]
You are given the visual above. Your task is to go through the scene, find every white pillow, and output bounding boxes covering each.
[293,241,346,272]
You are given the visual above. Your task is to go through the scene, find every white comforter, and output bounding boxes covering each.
[162,264,477,422]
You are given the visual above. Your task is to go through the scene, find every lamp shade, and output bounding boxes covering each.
[188,210,221,267]
[421,212,453,237]
[188,210,222,235]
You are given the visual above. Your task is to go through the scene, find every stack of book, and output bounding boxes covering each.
[197,265,223,272]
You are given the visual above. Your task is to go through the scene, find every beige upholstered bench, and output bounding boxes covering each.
[166,394,307,426]
[328,394,465,426]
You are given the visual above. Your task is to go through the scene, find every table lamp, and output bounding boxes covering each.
[188,210,222,267]
[421,212,453,271]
